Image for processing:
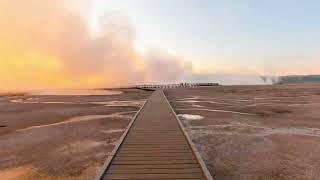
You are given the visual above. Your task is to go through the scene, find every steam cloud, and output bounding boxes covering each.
[0,0,192,91]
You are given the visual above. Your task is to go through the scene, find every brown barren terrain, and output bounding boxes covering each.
[165,84,320,180]
[0,89,151,180]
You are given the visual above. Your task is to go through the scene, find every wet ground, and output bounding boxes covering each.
[165,84,320,180]
[0,88,151,180]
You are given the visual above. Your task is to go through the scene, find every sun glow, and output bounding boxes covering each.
[0,43,114,91]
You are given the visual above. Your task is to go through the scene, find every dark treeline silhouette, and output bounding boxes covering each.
[277,75,320,84]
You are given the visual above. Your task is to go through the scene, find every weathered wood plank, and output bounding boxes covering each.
[116,152,194,157]
[109,168,202,174]
[123,142,188,145]
[112,160,197,165]
[120,147,190,150]
[113,156,195,161]
[104,173,205,179]
[117,150,193,154]
[120,144,190,148]
[98,90,212,180]
[109,164,200,169]
[124,140,186,142]
[125,138,186,141]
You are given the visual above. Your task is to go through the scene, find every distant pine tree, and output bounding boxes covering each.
[277,75,320,84]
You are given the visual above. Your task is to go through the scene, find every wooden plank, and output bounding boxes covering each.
[162,90,214,180]
[121,143,188,146]
[125,138,185,141]
[129,131,183,133]
[130,130,182,131]
[98,90,212,180]
[127,134,184,137]
[117,150,192,154]
[109,168,202,174]
[121,145,190,148]
[113,156,195,161]
[123,142,188,145]
[95,96,149,180]
[116,152,194,157]
[126,134,185,137]
[104,173,205,179]
[112,160,197,165]
[122,143,189,146]
[120,147,190,150]
[109,164,200,169]
[120,145,189,149]
[119,148,191,152]
[121,140,187,143]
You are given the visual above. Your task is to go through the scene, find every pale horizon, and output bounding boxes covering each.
[0,0,319,91]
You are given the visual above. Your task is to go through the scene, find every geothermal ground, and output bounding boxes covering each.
[0,89,151,180]
[1,85,320,180]
[165,84,320,180]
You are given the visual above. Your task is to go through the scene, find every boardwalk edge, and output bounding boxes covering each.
[94,98,149,180]
[162,90,214,180]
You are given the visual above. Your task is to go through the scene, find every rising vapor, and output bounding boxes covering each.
[0,0,191,92]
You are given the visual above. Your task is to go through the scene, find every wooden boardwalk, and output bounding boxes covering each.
[98,90,212,180]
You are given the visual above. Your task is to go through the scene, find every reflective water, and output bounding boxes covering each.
[102,129,125,134]
[9,98,144,107]
[178,100,233,106]
[188,121,320,138]
[16,111,135,132]
[177,108,256,116]
[178,114,204,120]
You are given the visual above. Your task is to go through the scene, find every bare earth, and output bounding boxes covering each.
[165,84,320,180]
[0,89,151,180]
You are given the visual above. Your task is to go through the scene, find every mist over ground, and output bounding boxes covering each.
[0,0,194,92]
[2,0,306,92]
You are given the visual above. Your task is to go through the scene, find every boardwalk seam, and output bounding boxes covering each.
[94,98,149,180]
[162,90,214,180]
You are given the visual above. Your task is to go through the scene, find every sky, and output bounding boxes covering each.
[0,0,319,91]
[92,0,320,75]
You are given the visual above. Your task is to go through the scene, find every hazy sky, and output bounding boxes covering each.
[0,0,319,91]
[92,0,320,75]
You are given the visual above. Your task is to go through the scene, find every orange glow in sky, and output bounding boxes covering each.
[0,0,319,91]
